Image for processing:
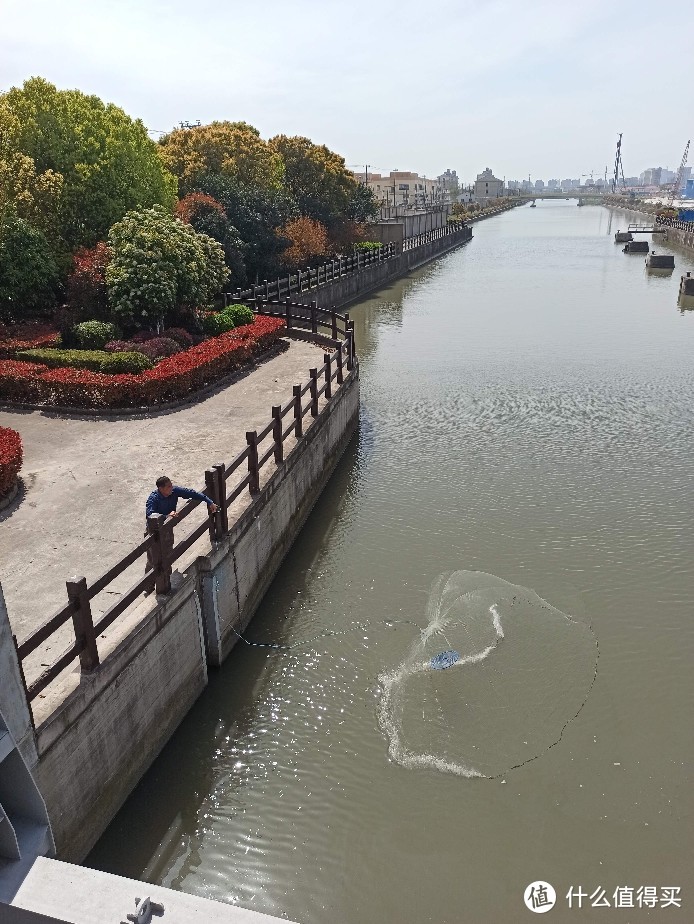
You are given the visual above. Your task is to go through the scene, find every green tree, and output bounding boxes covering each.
[175,192,247,286]
[159,122,283,196]
[0,211,60,321]
[0,77,177,248]
[106,205,228,326]
[196,174,298,281]
[269,135,374,227]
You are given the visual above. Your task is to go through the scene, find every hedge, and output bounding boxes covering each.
[0,315,286,409]
[0,426,22,497]
[17,348,153,373]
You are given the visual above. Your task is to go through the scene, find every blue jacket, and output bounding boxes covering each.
[145,486,214,519]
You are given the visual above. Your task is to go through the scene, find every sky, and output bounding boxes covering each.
[1,0,692,184]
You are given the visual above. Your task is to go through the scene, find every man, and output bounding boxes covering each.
[145,476,218,575]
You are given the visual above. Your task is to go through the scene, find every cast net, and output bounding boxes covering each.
[378,570,598,778]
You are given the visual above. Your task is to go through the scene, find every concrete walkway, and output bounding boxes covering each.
[0,339,326,688]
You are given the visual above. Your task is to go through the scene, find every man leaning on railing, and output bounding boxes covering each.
[145,476,218,573]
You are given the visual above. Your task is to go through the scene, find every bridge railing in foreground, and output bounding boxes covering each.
[14,305,355,721]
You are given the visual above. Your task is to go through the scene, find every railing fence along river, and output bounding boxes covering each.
[88,200,694,924]
[14,303,355,717]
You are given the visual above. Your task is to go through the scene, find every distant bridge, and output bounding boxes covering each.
[513,191,605,201]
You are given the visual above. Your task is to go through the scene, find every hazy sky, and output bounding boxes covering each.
[1,0,692,183]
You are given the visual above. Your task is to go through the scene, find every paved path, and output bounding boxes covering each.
[0,339,326,685]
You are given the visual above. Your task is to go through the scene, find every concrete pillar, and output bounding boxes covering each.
[0,584,37,767]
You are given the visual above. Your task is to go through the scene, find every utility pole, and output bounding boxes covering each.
[364,164,370,185]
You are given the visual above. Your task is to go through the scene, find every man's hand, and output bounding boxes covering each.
[166,511,178,519]
[209,503,219,514]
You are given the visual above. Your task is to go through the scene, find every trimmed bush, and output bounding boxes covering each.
[73,321,120,350]
[165,327,195,348]
[0,426,23,497]
[105,337,180,360]
[17,347,152,373]
[225,304,254,327]
[0,316,285,408]
[99,352,153,374]
[202,303,253,336]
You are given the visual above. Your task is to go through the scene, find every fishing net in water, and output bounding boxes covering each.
[378,570,598,778]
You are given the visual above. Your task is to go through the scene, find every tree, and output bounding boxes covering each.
[269,135,371,228]
[0,150,64,240]
[158,122,283,196]
[196,174,299,281]
[175,192,247,286]
[106,205,228,326]
[280,217,330,268]
[0,211,60,321]
[0,77,177,248]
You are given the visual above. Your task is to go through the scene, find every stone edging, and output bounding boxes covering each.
[0,339,291,420]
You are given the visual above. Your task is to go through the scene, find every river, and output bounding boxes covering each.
[88,201,694,923]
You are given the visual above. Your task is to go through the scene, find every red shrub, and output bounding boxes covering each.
[66,243,111,316]
[0,426,23,497]
[0,316,285,409]
[0,323,59,356]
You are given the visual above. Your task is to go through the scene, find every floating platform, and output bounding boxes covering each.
[615,231,633,243]
[646,253,675,269]
[623,240,649,253]
[679,272,694,298]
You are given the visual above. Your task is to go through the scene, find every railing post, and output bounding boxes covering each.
[293,385,303,437]
[147,514,172,595]
[324,353,332,400]
[264,279,269,299]
[347,320,355,369]
[213,462,229,535]
[205,468,219,541]
[246,431,260,495]
[331,308,338,340]
[285,297,293,330]
[272,406,284,464]
[311,300,318,334]
[339,255,343,276]
[66,576,100,672]
[336,341,344,384]
[309,368,319,416]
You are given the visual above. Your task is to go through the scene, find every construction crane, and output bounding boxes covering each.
[667,140,690,206]
[611,133,626,193]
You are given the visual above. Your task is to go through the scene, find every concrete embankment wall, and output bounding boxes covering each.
[32,581,208,862]
[663,224,694,253]
[6,366,359,863]
[201,363,359,664]
[309,227,473,309]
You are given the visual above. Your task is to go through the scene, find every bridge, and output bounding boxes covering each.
[513,191,605,201]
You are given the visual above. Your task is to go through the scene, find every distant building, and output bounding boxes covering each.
[438,168,460,201]
[684,179,694,199]
[560,178,572,190]
[521,179,533,191]
[547,179,559,189]
[473,167,504,201]
[352,170,447,207]
[506,179,520,191]
[534,179,545,190]
[640,167,663,186]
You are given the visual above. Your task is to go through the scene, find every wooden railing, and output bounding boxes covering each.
[655,216,694,232]
[13,304,356,716]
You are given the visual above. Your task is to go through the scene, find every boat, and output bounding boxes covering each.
[529,202,536,208]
